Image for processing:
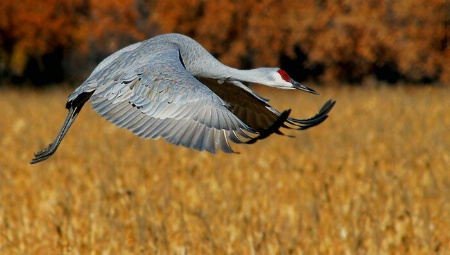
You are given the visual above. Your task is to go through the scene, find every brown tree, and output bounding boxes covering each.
[0,0,146,83]
[0,0,448,84]
[150,0,450,83]
[0,0,83,76]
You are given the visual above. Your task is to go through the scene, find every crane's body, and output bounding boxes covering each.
[31,33,335,164]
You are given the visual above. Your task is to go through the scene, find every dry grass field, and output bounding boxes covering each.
[0,84,449,254]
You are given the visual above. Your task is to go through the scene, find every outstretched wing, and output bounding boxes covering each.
[86,47,273,153]
[198,79,336,134]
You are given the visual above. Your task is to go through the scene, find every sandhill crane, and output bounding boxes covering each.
[30,33,335,164]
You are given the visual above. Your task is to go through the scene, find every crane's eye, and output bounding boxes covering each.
[277,70,291,82]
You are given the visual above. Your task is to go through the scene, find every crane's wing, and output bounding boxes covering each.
[87,48,290,153]
[198,79,335,133]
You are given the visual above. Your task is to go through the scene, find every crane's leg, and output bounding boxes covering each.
[29,107,79,164]
[30,91,93,164]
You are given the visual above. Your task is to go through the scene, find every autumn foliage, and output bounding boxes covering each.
[0,0,449,84]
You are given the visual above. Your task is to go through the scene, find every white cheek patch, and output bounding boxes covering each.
[273,76,294,89]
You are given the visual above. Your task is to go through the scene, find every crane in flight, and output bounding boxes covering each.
[30,33,335,164]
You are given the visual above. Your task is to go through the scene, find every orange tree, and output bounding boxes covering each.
[150,0,450,83]
[0,0,449,84]
[0,0,145,84]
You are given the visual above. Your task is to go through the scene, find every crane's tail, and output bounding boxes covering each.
[30,91,94,164]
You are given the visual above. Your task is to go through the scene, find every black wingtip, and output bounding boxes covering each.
[245,109,291,144]
[284,99,336,130]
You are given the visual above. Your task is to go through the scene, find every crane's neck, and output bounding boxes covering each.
[173,34,272,85]
[195,65,268,84]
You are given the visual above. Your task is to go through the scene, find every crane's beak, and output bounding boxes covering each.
[292,80,319,95]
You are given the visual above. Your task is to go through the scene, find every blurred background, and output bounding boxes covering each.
[1,0,449,86]
[1,1,450,253]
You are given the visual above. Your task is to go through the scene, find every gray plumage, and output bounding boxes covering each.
[30,33,335,164]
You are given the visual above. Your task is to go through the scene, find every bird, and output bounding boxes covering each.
[30,33,335,164]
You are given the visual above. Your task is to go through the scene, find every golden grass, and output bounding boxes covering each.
[0,84,449,254]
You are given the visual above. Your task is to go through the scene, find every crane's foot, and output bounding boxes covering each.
[34,143,53,157]
[30,143,57,164]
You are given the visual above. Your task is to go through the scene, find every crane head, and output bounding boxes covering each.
[274,69,318,94]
